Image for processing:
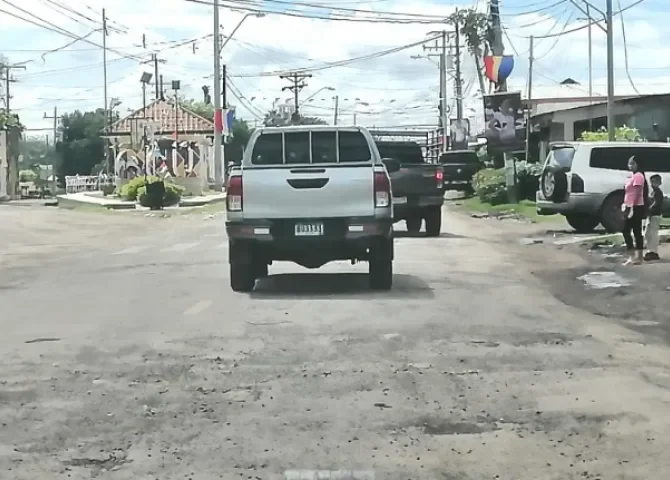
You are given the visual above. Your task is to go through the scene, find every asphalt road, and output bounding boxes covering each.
[2,204,670,479]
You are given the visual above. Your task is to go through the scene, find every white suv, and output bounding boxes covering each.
[537,141,670,233]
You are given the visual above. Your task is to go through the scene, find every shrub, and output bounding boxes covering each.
[515,161,542,201]
[118,176,152,201]
[472,161,542,205]
[473,168,507,205]
[119,175,185,207]
[137,181,185,207]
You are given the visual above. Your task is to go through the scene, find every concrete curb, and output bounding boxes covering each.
[57,191,226,210]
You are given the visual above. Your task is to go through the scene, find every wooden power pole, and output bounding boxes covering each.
[280,72,312,120]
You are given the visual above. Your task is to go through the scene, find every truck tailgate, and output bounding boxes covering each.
[390,164,441,196]
[242,165,375,219]
[442,162,479,181]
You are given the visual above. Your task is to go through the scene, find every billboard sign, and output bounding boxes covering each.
[483,91,525,153]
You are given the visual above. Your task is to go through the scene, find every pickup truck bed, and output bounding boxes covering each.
[375,140,444,236]
[439,150,482,192]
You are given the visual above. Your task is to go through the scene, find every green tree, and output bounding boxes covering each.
[181,99,214,121]
[449,9,489,95]
[55,109,106,181]
[19,137,56,169]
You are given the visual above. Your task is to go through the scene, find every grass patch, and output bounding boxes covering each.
[451,197,558,222]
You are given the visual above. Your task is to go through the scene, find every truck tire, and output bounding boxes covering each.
[600,191,625,233]
[255,262,268,279]
[406,217,421,233]
[565,213,600,233]
[369,239,393,290]
[229,242,256,292]
[424,207,442,237]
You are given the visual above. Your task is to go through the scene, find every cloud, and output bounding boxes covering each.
[1,0,665,137]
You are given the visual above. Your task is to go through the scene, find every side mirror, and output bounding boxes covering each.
[382,158,401,173]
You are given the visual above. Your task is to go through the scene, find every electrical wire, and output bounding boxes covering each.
[185,0,450,24]
[617,0,641,95]
[229,35,439,78]
[521,0,647,38]
[0,0,145,62]
[533,11,575,61]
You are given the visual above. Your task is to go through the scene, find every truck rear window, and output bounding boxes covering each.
[375,141,424,164]
[545,146,575,170]
[250,130,371,165]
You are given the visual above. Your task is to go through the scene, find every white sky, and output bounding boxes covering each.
[1,0,667,138]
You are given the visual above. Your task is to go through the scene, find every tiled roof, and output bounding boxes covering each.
[109,99,214,135]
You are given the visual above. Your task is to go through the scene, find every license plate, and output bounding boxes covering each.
[393,197,407,204]
[294,222,323,236]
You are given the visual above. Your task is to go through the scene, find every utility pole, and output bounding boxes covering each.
[44,107,62,195]
[489,0,506,92]
[425,31,450,152]
[213,0,223,191]
[454,10,463,121]
[142,54,165,101]
[102,9,110,174]
[587,4,593,130]
[280,72,312,120]
[525,36,534,163]
[2,63,26,113]
[605,0,614,141]
[333,95,339,125]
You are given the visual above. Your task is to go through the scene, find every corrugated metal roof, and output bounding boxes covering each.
[109,99,214,134]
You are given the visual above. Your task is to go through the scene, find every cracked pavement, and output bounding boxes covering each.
[2,204,670,479]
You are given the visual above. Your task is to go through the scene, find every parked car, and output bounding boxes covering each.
[225,125,394,292]
[374,140,444,236]
[536,141,670,233]
[439,149,482,194]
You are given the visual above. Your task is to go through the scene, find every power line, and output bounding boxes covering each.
[616,0,640,95]
[517,0,647,38]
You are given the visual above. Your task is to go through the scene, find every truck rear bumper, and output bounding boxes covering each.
[226,216,393,243]
[392,195,443,220]
[226,217,393,265]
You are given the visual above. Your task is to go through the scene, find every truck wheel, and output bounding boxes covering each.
[255,262,268,279]
[229,242,256,292]
[424,207,442,237]
[369,239,393,290]
[406,217,421,233]
[565,213,600,233]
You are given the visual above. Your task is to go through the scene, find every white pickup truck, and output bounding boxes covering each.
[225,125,395,292]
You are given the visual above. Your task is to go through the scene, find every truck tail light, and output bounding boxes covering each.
[226,175,243,212]
[374,171,390,208]
[436,167,444,188]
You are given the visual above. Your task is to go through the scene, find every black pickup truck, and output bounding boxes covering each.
[439,149,482,193]
[375,140,444,236]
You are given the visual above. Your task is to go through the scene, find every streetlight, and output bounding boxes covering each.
[300,86,335,106]
[140,72,152,111]
[411,54,439,68]
[213,6,265,191]
[220,12,266,51]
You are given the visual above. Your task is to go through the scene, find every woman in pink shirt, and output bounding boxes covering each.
[622,156,648,265]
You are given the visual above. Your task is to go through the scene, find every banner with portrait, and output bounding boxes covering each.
[449,119,470,150]
[483,92,525,153]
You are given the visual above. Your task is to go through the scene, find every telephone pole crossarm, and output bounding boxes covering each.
[279,72,312,118]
